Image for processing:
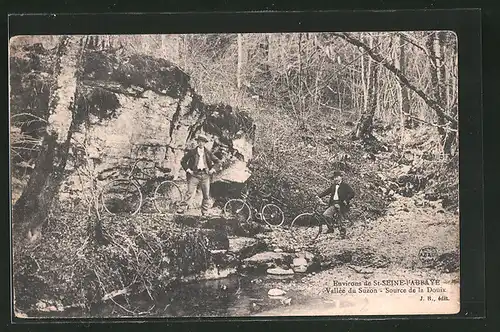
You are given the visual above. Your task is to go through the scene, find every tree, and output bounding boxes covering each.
[237,33,243,89]
[395,33,412,142]
[352,33,379,141]
[12,35,86,242]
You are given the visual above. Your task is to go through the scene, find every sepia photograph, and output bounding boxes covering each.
[10,31,460,318]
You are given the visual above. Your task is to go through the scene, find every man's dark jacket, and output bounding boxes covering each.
[181,147,220,172]
[318,182,356,212]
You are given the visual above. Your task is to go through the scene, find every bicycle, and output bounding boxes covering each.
[290,199,353,244]
[99,158,184,216]
[222,185,285,227]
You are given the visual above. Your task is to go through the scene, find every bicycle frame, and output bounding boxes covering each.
[316,203,354,229]
[127,158,155,180]
[312,209,334,228]
[243,190,278,220]
[100,157,176,215]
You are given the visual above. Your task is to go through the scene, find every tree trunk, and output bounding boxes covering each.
[262,34,270,75]
[182,35,189,71]
[427,32,456,156]
[237,33,243,90]
[173,35,181,65]
[12,35,85,242]
[297,33,303,119]
[360,40,368,115]
[395,34,411,144]
[398,35,411,129]
[438,32,458,156]
[353,34,378,141]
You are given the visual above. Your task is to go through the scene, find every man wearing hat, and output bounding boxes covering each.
[178,134,221,216]
[315,171,355,239]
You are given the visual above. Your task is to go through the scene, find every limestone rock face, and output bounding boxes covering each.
[56,48,255,209]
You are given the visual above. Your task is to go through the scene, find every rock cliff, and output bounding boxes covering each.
[56,47,255,210]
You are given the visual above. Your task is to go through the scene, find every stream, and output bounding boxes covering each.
[29,273,319,318]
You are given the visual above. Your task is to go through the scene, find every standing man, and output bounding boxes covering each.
[315,171,355,239]
[177,134,221,216]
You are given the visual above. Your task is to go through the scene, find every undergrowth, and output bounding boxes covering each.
[13,213,229,314]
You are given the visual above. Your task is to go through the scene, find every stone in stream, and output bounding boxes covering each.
[181,265,238,283]
[268,288,286,297]
[266,267,294,275]
[200,267,238,280]
[291,251,317,273]
[242,251,294,271]
[291,257,308,273]
[228,237,266,259]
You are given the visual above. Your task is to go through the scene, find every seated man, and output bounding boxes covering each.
[315,171,355,239]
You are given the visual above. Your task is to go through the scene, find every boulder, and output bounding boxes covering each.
[291,251,317,273]
[268,288,286,297]
[242,251,294,271]
[291,257,308,273]
[228,237,265,259]
[266,267,294,275]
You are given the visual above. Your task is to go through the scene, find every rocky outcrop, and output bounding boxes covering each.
[266,267,294,275]
[54,48,254,210]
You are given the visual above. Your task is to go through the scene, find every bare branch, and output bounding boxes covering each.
[332,32,457,126]
[402,112,458,132]
[397,32,438,60]
[11,113,48,124]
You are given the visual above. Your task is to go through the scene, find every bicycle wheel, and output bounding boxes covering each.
[223,199,251,224]
[153,180,183,214]
[290,213,322,244]
[101,179,142,216]
[262,203,285,227]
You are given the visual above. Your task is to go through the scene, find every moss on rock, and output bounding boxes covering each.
[204,103,255,144]
[74,84,121,126]
[82,50,191,100]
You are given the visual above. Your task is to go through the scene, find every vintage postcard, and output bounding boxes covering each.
[10,32,459,318]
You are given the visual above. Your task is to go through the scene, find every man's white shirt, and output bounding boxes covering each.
[333,183,340,200]
[197,147,206,170]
